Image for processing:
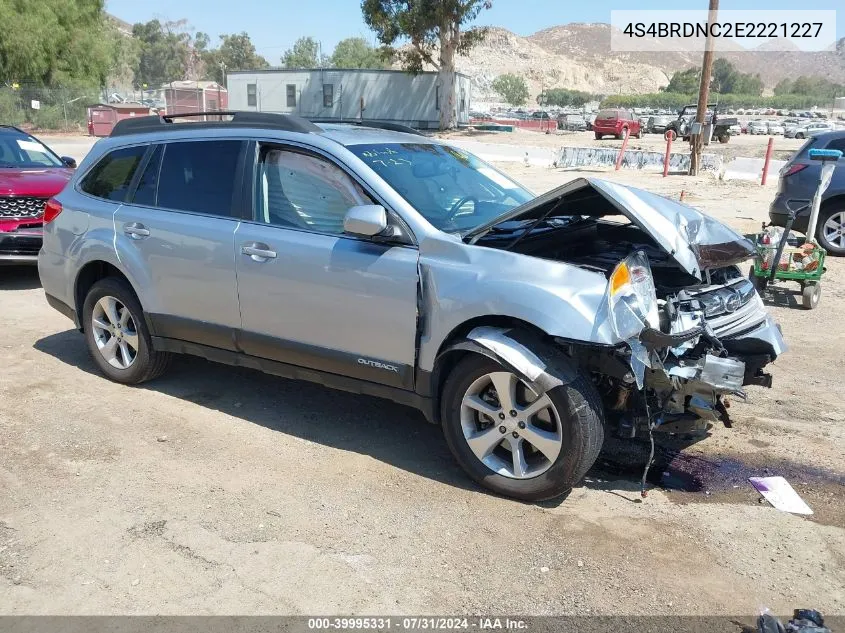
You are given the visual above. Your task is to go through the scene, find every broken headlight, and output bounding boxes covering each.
[607,251,659,341]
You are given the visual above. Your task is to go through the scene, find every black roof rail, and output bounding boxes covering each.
[110,111,321,137]
[310,119,426,136]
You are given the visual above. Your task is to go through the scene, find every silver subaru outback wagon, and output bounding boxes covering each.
[38,112,786,501]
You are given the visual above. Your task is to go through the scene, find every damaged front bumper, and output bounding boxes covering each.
[639,312,787,430]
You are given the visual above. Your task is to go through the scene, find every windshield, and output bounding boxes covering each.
[0,131,63,168]
[348,143,533,233]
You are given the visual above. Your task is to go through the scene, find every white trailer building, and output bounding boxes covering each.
[226,68,472,129]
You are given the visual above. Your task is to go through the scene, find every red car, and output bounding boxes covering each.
[593,108,642,140]
[0,126,76,265]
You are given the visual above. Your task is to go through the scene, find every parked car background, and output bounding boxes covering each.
[748,120,769,135]
[0,126,76,265]
[766,121,785,136]
[593,108,642,140]
[769,130,845,255]
[786,121,836,139]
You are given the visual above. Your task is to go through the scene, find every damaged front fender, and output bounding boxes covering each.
[448,326,579,394]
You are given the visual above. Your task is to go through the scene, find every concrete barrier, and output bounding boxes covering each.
[721,157,787,182]
[553,146,722,173]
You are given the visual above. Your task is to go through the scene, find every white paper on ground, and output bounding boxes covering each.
[749,476,813,515]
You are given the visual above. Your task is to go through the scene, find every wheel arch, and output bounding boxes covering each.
[73,260,145,331]
[423,315,577,424]
[821,193,845,212]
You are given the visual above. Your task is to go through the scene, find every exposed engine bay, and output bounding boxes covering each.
[470,179,787,440]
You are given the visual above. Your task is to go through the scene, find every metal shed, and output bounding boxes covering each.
[163,81,228,119]
[226,68,472,129]
[87,103,152,137]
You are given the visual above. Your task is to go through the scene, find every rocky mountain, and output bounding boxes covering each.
[455,22,845,101]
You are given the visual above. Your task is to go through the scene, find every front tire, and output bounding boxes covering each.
[82,277,171,384]
[440,353,604,501]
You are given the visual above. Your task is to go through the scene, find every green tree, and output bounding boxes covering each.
[201,32,269,83]
[0,0,113,85]
[131,20,191,87]
[491,73,528,106]
[330,37,390,69]
[218,33,270,72]
[773,78,794,96]
[665,67,700,93]
[105,22,142,88]
[542,88,599,108]
[282,36,323,69]
[731,72,763,96]
[362,0,492,130]
[710,58,762,96]
[710,58,736,93]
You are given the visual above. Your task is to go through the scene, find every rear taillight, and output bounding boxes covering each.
[43,198,63,223]
[781,163,808,178]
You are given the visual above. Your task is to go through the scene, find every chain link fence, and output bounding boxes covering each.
[0,82,118,132]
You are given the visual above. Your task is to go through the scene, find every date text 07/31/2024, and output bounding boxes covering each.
[307,617,528,630]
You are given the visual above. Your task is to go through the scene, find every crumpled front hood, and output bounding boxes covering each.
[467,177,754,280]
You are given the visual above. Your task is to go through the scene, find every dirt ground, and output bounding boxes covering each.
[440,127,807,162]
[1,139,843,618]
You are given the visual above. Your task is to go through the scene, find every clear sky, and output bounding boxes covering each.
[105,0,843,62]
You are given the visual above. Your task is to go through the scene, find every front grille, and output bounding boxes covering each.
[0,196,47,219]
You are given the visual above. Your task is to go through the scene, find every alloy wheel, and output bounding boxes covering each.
[459,371,563,479]
[91,296,139,369]
[822,211,845,250]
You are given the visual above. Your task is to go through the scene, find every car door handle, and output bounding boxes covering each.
[241,242,277,261]
[123,222,150,239]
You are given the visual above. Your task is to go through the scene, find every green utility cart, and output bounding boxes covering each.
[750,148,842,309]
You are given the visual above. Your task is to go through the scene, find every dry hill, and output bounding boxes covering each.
[453,23,845,102]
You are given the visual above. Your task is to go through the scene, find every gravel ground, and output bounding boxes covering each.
[1,137,843,617]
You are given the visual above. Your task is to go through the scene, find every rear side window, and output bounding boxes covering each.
[155,140,243,217]
[826,137,845,153]
[131,144,163,206]
[80,145,147,201]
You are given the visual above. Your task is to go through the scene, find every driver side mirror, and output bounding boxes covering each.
[61,156,77,168]
[343,205,388,237]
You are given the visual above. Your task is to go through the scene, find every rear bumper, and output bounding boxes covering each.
[593,126,622,135]
[768,193,810,233]
[46,292,79,327]
[0,227,42,265]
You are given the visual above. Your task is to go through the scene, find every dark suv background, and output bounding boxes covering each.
[769,130,845,255]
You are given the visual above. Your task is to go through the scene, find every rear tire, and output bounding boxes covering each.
[440,353,605,501]
[594,133,602,140]
[795,133,805,139]
[82,277,171,384]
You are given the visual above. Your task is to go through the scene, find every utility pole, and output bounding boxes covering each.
[690,0,718,176]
